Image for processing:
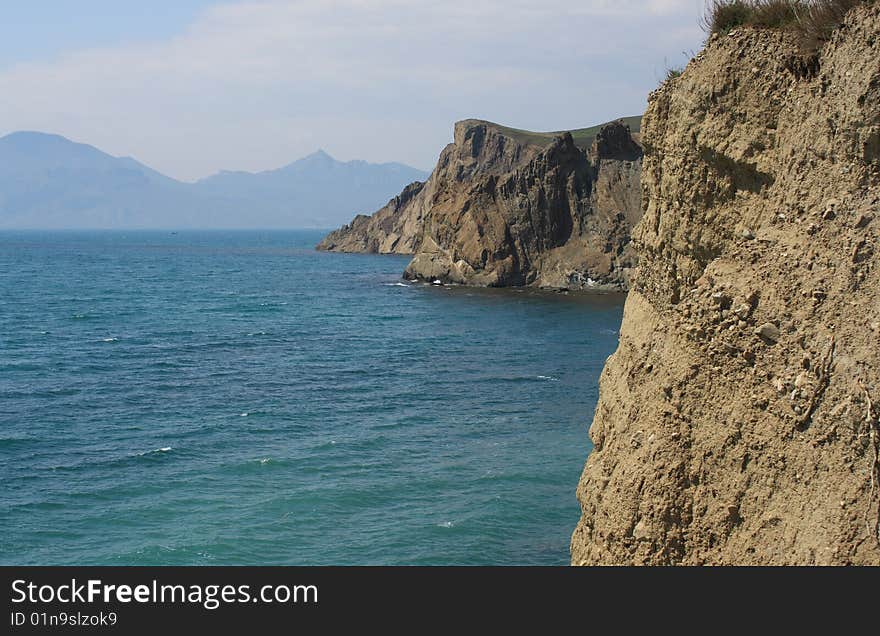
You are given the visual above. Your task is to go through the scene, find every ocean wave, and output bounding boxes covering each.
[536,375,560,381]
[1,362,45,372]
[138,446,173,456]
[44,446,178,473]
[9,387,80,399]
[0,436,32,448]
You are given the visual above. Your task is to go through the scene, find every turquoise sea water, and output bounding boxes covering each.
[0,230,623,565]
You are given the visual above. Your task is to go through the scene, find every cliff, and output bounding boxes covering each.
[316,180,426,254]
[571,5,880,564]
[318,117,643,290]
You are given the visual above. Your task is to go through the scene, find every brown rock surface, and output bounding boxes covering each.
[316,180,426,254]
[319,117,644,290]
[571,5,880,565]
[405,119,643,289]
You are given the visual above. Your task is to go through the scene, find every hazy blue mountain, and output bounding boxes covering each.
[0,132,428,229]
[195,149,428,228]
[0,132,196,228]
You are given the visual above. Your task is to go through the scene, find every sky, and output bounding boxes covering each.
[0,1,707,182]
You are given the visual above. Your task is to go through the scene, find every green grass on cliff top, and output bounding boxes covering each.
[474,115,642,150]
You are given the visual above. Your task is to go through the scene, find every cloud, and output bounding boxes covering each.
[0,0,706,180]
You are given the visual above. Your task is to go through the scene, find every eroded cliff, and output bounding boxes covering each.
[315,180,426,254]
[572,5,880,565]
[318,117,643,290]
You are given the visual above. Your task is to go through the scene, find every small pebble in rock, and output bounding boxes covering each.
[755,322,780,343]
[854,213,873,228]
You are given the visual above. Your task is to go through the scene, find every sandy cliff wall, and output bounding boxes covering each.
[319,118,643,290]
[571,5,880,564]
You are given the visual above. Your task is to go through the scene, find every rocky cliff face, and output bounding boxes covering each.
[572,5,880,565]
[318,118,643,290]
[316,181,426,254]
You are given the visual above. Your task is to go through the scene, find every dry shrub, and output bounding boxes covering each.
[702,0,871,50]
[797,0,864,49]
[704,0,754,32]
[751,0,801,28]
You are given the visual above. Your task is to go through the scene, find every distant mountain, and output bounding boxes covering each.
[194,149,429,228]
[0,132,428,229]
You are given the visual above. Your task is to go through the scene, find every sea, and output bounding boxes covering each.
[0,230,623,565]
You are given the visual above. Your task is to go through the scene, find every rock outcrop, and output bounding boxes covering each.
[318,117,643,290]
[315,180,426,254]
[572,5,880,564]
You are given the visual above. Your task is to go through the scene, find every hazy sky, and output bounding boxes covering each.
[0,1,706,181]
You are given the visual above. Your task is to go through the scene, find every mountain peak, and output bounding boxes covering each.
[0,131,429,229]
[303,148,334,161]
[0,130,78,149]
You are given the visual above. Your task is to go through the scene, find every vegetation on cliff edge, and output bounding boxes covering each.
[472,116,642,151]
[703,0,872,49]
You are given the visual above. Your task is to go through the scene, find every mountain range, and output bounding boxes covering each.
[0,131,428,229]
